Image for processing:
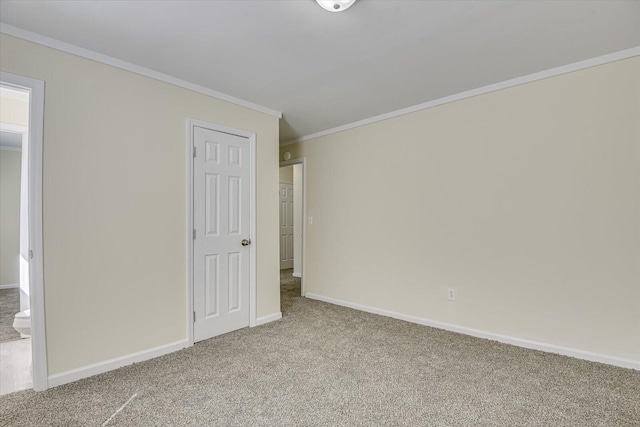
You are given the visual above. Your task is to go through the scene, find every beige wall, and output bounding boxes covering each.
[282,56,640,361]
[0,149,21,286]
[0,34,280,375]
[279,165,293,183]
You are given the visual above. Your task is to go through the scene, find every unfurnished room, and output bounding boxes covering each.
[0,1,639,425]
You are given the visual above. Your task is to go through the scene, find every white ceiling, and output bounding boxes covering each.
[1,1,639,143]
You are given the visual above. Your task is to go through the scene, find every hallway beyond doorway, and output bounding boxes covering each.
[280,269,301,315]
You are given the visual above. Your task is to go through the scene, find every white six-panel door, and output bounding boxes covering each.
[279,183,294,269]
[193,126,250,342]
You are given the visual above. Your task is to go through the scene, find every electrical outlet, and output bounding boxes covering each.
[448,289,456,301]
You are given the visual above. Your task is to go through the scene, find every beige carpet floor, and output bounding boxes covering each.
[0,288,20,343]
[280,268,301,313]
[0,274,638,426]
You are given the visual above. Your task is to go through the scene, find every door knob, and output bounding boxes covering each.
[241,239,251,246]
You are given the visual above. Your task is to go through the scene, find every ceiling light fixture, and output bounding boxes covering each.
[315,0,357,13]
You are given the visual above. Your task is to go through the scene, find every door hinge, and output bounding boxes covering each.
[193,146,196,158]
[193,229,196,240]
[193,311,196,322]
[29,250,33,259]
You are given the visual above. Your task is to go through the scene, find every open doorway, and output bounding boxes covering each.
[0,72,46,393]
[279,158,305,314]
[0,84,32,394]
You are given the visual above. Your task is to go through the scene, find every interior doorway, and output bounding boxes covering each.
[0,85,30,394]
[0,72,46,393]
[278,158,305,313]
[187,119,258,346]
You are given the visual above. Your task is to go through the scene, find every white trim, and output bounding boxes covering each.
[305,293,640,371]
[0,85,29,102]
[1,72,48,391]
[186,119,257,340]
[0,123,27,152]
[254,312,282,326]
[0,123,29,134]
[0,283,19,289]
[249,132,257,328]
[279,158,306,296]
[0,145,21,151]
[48,340,189,388]
[292,273,302,278]
[0,23,282,119]
[185,122,195,346]
[282,46,640,145]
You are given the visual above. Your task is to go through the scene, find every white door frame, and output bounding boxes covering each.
[279,158,306,296]
[1,71,47,391]
[186,119,257,346]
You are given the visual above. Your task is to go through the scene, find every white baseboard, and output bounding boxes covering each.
[254,312,282,326]
[292,272,302,278]
[48,339,190,388]
[0,283,19,290]
[305,293,640,371]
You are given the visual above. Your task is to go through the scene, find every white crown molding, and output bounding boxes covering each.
[305,293,640,371]
[0,122,28,134]
[0,23,282,119]
[282,46,640,146]
[0,84,29,101]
